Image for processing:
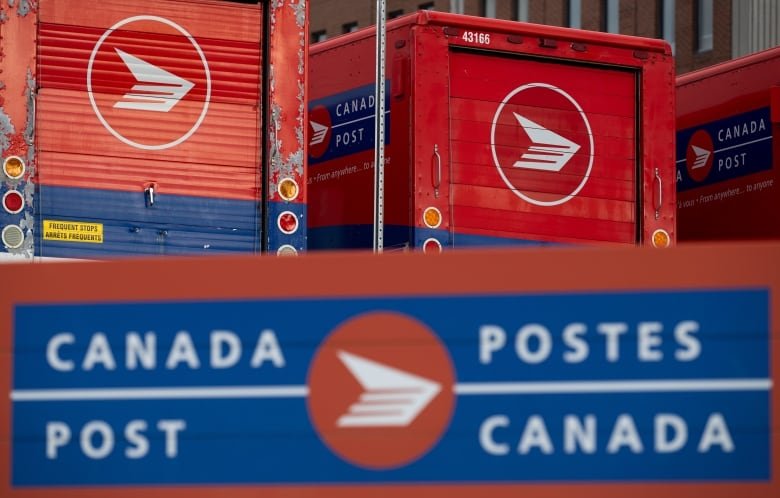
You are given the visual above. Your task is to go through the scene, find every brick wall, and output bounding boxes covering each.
[309,0,734,74]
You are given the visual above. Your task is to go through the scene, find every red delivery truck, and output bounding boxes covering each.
[676,46,779,242]
[0,0,307,261]
[307,11,675,252]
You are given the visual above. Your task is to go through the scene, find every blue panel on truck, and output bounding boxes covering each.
[35,185,260,256]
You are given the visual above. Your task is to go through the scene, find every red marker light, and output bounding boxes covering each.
[3,190,24,214]
[423,238,442,253]
[277,211,299,234]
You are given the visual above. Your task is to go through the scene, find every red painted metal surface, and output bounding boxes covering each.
[1,0,308,258]
[0,0,37,260]
[37,0,263,199]
[266,0,309,208]
[676,46,780,242]
[308,11,675,249]
[448,50,637,244]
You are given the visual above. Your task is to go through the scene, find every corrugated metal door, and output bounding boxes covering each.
[36,0,263,257]
[448,50,638,246]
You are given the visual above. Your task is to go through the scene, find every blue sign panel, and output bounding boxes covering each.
[308,82,391,165]
[12,289,770,486]
[676,107,773,192]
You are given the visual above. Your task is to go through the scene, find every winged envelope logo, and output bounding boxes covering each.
[113,48,195,112]
[310,120,330,146]
[512,113,581,172]
[336,350,442,428]
[690,145,712,170]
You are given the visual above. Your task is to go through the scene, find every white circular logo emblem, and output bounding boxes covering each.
[490,83,594,207]
[87,16,211,150]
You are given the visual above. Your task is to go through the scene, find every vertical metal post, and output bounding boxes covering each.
[373,0,387,253]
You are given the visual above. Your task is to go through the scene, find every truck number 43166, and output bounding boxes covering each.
[462,31,491,45]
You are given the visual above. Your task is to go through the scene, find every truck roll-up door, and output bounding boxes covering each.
[448,49,638,246]
[36,0,263,257]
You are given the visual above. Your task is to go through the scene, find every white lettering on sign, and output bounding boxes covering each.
[478,412,734,455]
[335,128,365,148]
[335,95,375,117]
[717,118,767,143]
[718,152,748,172]
[46,329,286,372]
[46,419,186,460]
[478,321,701,365]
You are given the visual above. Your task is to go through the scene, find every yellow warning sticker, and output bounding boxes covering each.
[43,220,104,244]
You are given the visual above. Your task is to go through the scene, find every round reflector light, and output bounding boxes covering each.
[277,244,298,256]
[3,190,24,214]
[2,224,25,249]
[423,237,442,254]
[278,178,299,201]
[277,211,299,234]
[3,156,25,180]
[423,207,442,229]
[651,229,671,248]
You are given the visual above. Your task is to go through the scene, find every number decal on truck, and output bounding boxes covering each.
[461,31,491,45]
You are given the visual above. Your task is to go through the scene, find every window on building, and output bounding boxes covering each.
[483,0,496,18]
[568,0,582,29]
[342,21,358,34]
[311,30,327,43]
[389,9,404,19]
[697,0,713,52]
[516,0,529,21]
[450,0,464,14]
[660,0,675,54]
[419,2,435,10]
[604,0,619,33]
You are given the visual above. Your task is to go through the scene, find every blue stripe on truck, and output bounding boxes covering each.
[35,185,263,258]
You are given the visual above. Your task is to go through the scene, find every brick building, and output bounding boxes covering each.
[309,0,779,74]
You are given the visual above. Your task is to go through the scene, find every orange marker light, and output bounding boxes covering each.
[651,229,671,248]
[3,156,25,180]
[278,178,299,201]
[423,207,442,229]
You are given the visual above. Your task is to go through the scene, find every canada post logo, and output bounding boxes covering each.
[676,107,772,192]
[87,16,211,150]
[307,311,456,469]
[491,83,594,206]
[685,130,715,182]
[308,83,390,165]
[10,290,771,486]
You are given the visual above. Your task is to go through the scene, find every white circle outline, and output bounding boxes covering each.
[651,229,671,248]
[2,155,26,180]
[422,206,442,229]
[422,237,442,253]
[277,177,300,202]
[2,225,25,249]
[276,244,298,256]
[2,190,25,214]
[277,211,299,235]
[490,83,594,207]
[87,15,212,151]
